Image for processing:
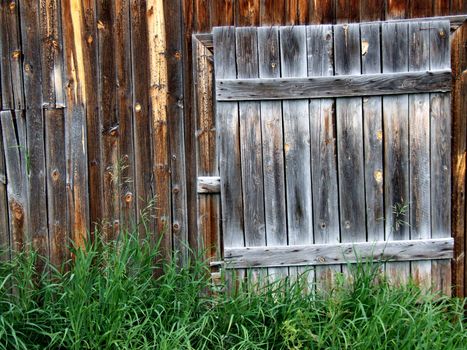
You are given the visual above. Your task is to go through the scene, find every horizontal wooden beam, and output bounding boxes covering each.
[213,238,454,268]
[197,176,220,193]
[196,15,467,50]
[216,70,451,101]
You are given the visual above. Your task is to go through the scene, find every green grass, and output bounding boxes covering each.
[0,230,465,350]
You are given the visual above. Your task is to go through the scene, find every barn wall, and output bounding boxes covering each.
[0,0,465,293]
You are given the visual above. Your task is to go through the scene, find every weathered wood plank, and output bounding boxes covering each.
[382,22,410,285]
[258,26,287,280]
[334,23,365,248]
[222,238,454,268]
[280,26,313,281]
[285,0,309,24]
[1,110,28,253]
[361,23,384,243]
[21,0,49,266]
[433,0,450,16]
[165,0,189,263]
[45,109,68,268]
[430,20,452,295]
[115,0,136,230]
[236,27,265,248]
[336,0,360,23]
[148,0,172,259]
[0,121,9,260]
[61,0,91,249]
[408,0,432,18]
[211,0,234,26]
[192,36,220,258]
[309,0,335,24]
[259,0,285,25]
[408,21,431,290]
[213,27,244,248]
[360,0,385,21]
[451,22,466,297]
[83,0,101,238]
[235,0,260,26]
[215,70,452,101]
[386,0,407,19]
[97,0,119,241]
[130,0,153,238]
[39,0,65,107]
[0,0,24,109]
[307,24,339,289]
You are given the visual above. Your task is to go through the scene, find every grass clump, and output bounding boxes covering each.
[0,231,465,349]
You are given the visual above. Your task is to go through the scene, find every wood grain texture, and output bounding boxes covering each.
[360,0,385,21]
[0,122,8,260]
[39,0,65,107]
[259,0,285,25]
[236,28,266,247]
[195,0,210,32]
[45,109,68,268]
[236,0,260,26]
[148,0,172,258]
[223,238,455,268]
[0,0,24,110]
[451,22,466,297]
[1,110,28,253]
[430,20,452,295]
[309,0,335,24]
[408,21,431,290]
[382,22,410,285]
[258,26,288,280]
[408,0,432,18]
[197,176,221,194]
[21,0,49,267]
[215,70,452,101]
[115,0,136,230]
[334,24,365,245]
[211,0,234,26]
[386,0,407,19]
[97,0,119,241]
[165,0,188,263]
[336,0,360,23]
[361,23,384,243]
[61,0,91,249]
[307,24,340,289]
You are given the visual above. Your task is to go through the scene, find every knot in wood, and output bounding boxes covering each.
[317,256,325,263]
[174,51,182,60]
[134,103,142,112]
[12,50,21,60]
[9,1,15,11]
[172,186,180,194]
[344,220,351,229]
[124,192,133,203]
[24,63,32,72]
[51,169,60,181]
[172,222,180,231]
[87,35,93,45]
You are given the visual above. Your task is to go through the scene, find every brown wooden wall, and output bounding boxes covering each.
[0,1,466,294]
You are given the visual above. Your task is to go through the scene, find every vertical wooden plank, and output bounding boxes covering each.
[336,0,360,23]
[195,0,210,32]
[213,26,244,285]
[0,122,9,259]
[450,0,467,14]
[307,24,339,290]
[361,23,384,243]
[257,27,287,280]
[130,0,153,236]
[235,28,265,246]
[211,0,234,26]
[285,0,299,24]
[61,0,91,249]
[39,0,65,107]
[1,110,28,253]
[235,0,260,26]
[259,0,285,25]
[193,36,220,259]
[20,0,49,265]
[382,22,410,285]
[408,21,431,290]
[309,0,335,24]
[433,0,449,16]
[97,0,119,241]
[430,20,451,295]
[165,0,189,263]
[115,0,136,229]
[451,23,466,297]
[83,0,102,237]
[360,0,385,21]
[280,26,313,280]
[0,0,24,110]
[386,0,407,19]
[408,0,433,18]
[45,109,68,268]
[334,24,365,245]
[148,0,172,259]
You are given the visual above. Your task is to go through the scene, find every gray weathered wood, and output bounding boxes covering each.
[221,238,454,268]
[236,27,266,247]
[258,26,288,281]
[215,70,451,101]
[361,23,384,243]
[382,22,410,285]
[0,120,9,259]
[197,176,221,193]
[307,24,340,289]
[334,23,365,246]
[430,20,452,295]
[408,21,432,290]
[213,27,244,249]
